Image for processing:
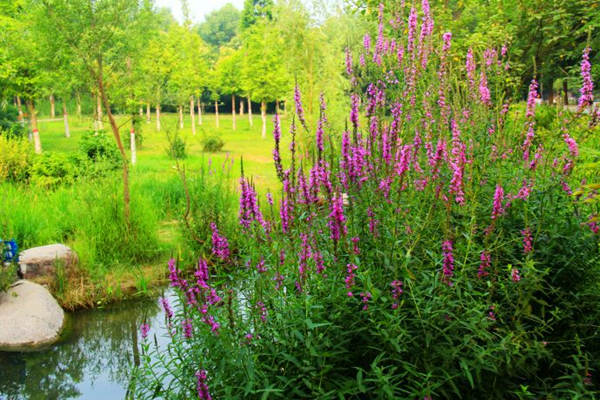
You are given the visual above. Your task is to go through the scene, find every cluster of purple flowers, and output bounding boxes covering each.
[239,178,266,231]
[210,222,230,261]
[521,229,533,254]
[442,241,454,285]
[390,280,403,309]
[578,47,594,111]
[149,5,600,397]
[195,370,212,400]
[345,263,358,297]
[478,251,491,278]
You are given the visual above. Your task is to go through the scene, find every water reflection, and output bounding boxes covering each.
[0,290,174,400]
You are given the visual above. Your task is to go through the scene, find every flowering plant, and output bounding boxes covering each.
[133,3,600,398]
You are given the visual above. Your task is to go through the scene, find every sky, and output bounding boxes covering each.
[154,0,246,24]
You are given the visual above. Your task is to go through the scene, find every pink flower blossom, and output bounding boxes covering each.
[491,184,505,219]
[345,263,358,296]
[578,47,594,111]
[521,228,533,254]
[442,240,454,285]
[478,251,491,278]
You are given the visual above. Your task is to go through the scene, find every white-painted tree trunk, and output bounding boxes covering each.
[232,95,236,131]
[215,100,219,128]
[156,104,161,131]
[49,94,55,118]
[27,100,42,154]
[190,96,196,135]
[130,128,137,165]
[239,99,244,116]
[178,105,184,129]
[62,101,70,138]
[247,97,253,127]
[146,103,151,123]
[261,100,267,139]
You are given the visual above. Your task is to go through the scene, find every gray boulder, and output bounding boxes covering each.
[18,244,78,279]
[0,280,65,351]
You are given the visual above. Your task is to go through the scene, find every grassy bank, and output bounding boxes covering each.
[2,112,285,309]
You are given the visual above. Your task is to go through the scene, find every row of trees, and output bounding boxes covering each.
[0,0,365,225]
[1,0,366,151]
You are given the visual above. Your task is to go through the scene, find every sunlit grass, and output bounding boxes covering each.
[37,112,290,192]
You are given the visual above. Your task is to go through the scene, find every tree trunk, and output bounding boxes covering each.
[178,105,184,129]
[16,95,23,122]
[232,95,236,131]
[130,126,137,165]
[239,99,244,116]
[563,80,569,106]
[146,102,151,123]
[156,104,161,131]
[215,100,219,128]
[261,100,267,139]
[247,97,253,127]
[197,98,203,125]
[138,107,143,117]
[97,55,130,227]
[49,94,55,118]
[190,96,196,135]
[76,92,82,119]
[27,100,42,154]
[276,99,280,114]
[62,101,70,138]
[97,94,103,129]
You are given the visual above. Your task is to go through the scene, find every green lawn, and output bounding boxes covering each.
[37,111,291,192]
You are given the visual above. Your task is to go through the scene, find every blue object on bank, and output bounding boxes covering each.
[1,239,18,263]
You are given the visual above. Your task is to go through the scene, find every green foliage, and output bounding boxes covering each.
[240,0,274,31]
[0,177,163,271]
[202,136,225,153]
[198,4,240,48]
[166,133,187,159]
[241,22,292,103]
[79,130,121,166]
[29,152,78,187]
[0,104,25,138]
[0,134,32,183]
[0,265,16,293]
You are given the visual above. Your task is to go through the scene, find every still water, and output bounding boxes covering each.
[0,290,174,400]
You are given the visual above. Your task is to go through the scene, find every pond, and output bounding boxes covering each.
[0,289,174,400]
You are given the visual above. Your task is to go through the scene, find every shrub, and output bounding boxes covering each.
[202,136,225,153]
[134,4,600,399]
[29,153,78,187]
[0,104,26,139]
[0,134,32,183]
[166,134,187,159]
[79,130,121,165]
